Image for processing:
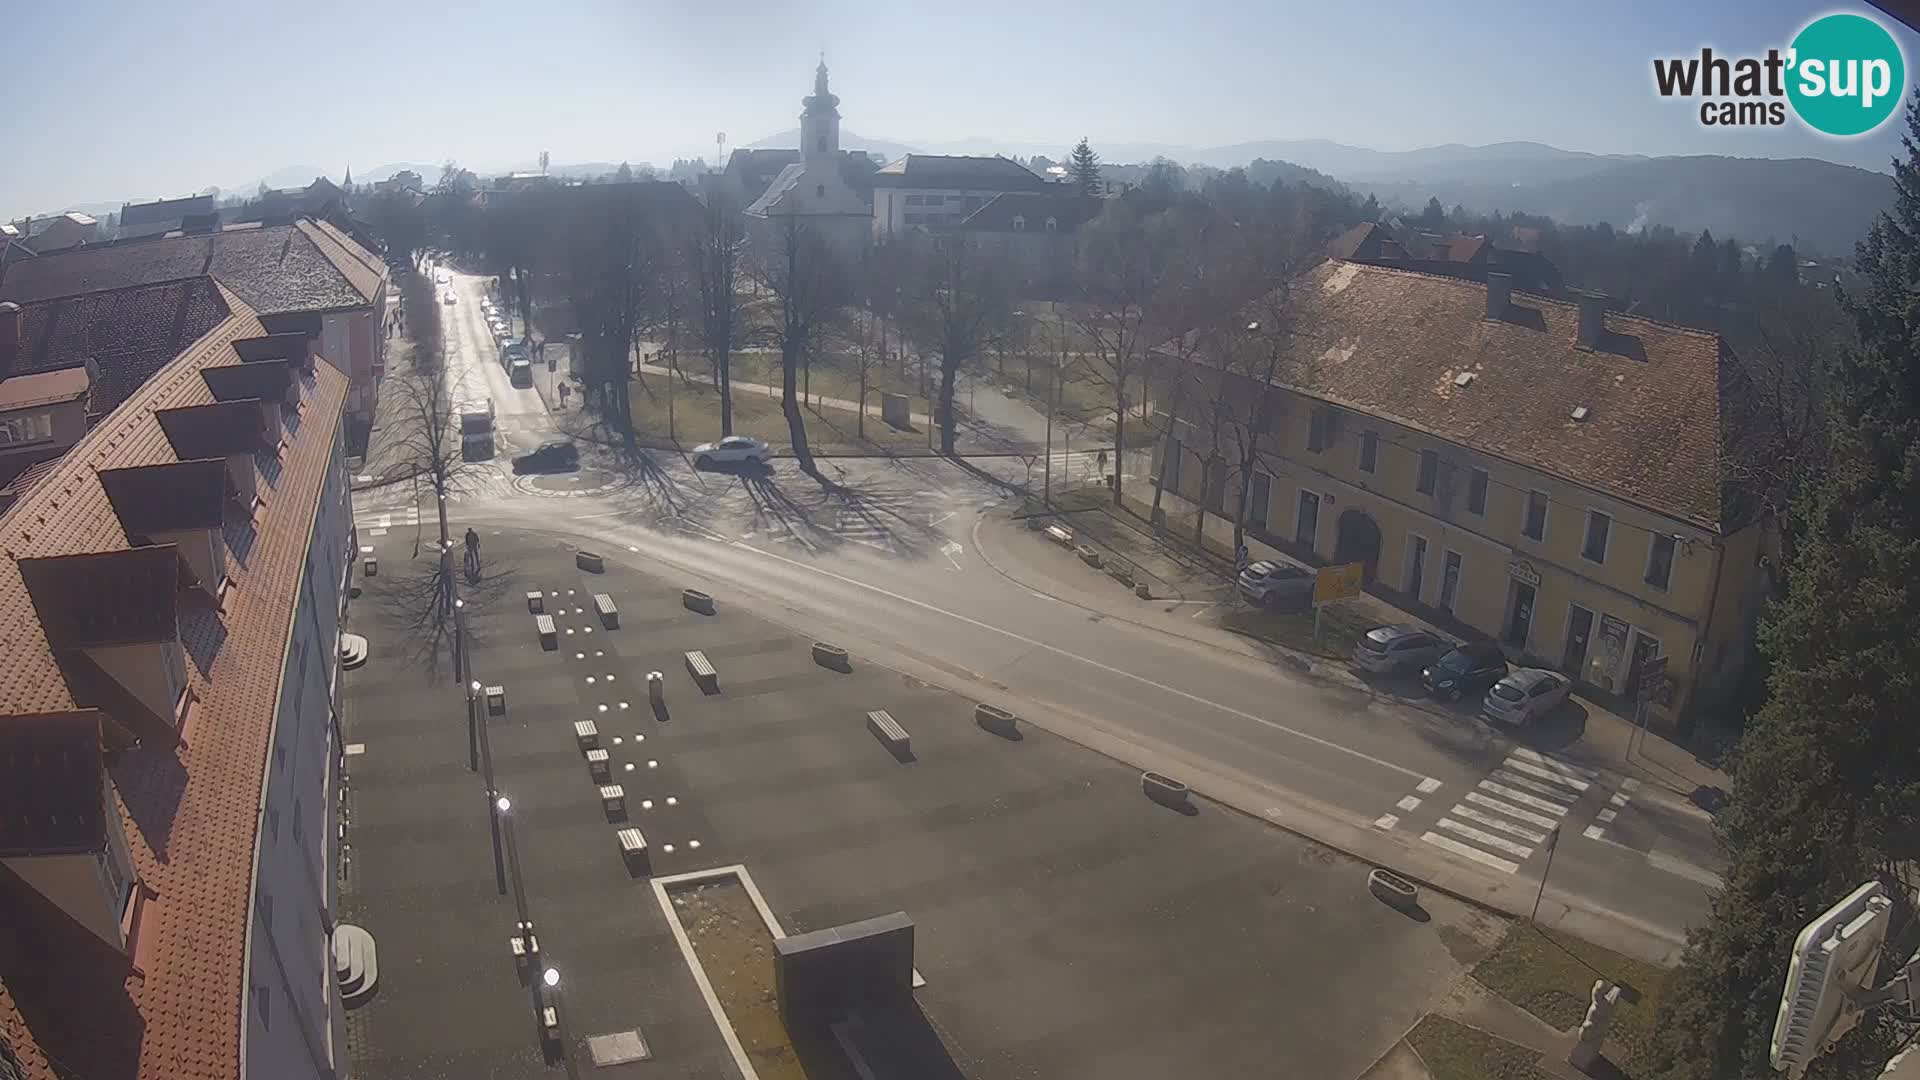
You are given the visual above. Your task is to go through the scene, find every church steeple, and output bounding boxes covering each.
[814,58,830,99]
[800,60,840,164]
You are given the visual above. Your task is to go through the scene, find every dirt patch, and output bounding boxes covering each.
[672,881,824,1080]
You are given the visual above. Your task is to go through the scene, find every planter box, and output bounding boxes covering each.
[1142,771,1191,810]
[1367,868,1420,910]
[1106,565,1135,587]
[1025,516,1046,531]
[1045,525,1074,547]
[1134,582,1152,599]
[682,588,715,615]
[576,550,605,573]
[974,703,1019,739]
[1075,545,1103,568]
[811,641,851,672]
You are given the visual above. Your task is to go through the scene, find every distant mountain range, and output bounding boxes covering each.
[744,129,919,163]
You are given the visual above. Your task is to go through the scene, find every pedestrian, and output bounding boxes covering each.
[1096,448,1107,474]
[1236,542,1250,572]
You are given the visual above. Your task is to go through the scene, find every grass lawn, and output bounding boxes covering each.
[1472,923,1669,1072]
[1406,1016,1557,1080]
[626,374,939,457]
[1218,599,1372,658]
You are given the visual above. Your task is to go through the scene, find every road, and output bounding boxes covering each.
[357,265,1724,960]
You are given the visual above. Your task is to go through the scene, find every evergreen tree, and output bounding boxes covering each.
[1641,96,1920,1080]
[616,161,633,183]
[1361,193,1380,221]
[1070,138,1101,196]
[1416,196,1446,230]
[1769,242,1800,283]
[1719,236,1744,284]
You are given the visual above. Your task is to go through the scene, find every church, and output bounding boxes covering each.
[740,62,874,259]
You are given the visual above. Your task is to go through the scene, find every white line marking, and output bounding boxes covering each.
[928,512,955,527]
[1583,825,1607,840]
[1481,779,1575,815]
[1622,778,1642,793]
[1502,757,1591,792]
[1450,805,1548,843]
[1596,808,1618,823]
[1507,747,1598,779]
[1647,850,1725,889]
[1421,831,1521,874]
[1489,769,1581,804]
[1416,777,1443,794]
[1396,795,1421,812]
[1374,813,1399,830]
[1437,818,1537,859]
[368,528,387,537]
[1468,787,1565,827]
[1609,793,1631,807]
[735,539,1426,780]
[344,743,365,756]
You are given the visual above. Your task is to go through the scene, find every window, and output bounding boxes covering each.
[1467,468,1489,515]
[1012,215,1026,232]
[1646,533,1676,590]
[1250,471,1271,530]
[0,411,53,445]
[1438,550,1462,614]
[1416,450,1438,495]
[905,194,923,206]
[1582,510,1611,564]
[905,214,923,225]
[1523,490,1548,541]
[1358,431,1378,473]
[1044,216,1058,232]
[1307,409,1328,453]
[816,184,826,198]
[816,135,827,153]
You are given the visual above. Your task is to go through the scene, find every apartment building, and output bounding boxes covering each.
[1150,261,1767,722]
[0,285,354,1080]
[870,154,1055,235]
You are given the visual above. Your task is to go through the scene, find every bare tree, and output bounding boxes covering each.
[689,187,746,435]
[1066,201,1177,506]
[556,185,663,440]
[896,230,1012,454]
[750,214,850,479]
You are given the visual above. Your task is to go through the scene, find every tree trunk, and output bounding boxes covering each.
[857,368,867,440]
[938,352,959,456]
[1111,371,1126,507]
[781,341,816,474]
[718,342,734,436]
[1148,366,1192,533]
[1194,456,1211,548]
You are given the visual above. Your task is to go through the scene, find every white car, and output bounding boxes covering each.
[434,268,451,286]
[690,436,772,469]
[443,291,457,305]
[1482,668,1572,726]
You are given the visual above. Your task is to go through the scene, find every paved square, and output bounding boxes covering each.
[341,526,1504,1079]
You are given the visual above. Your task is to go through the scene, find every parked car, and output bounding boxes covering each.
[690,435,772,469]
[1420,642,1510,701]
[1482,668,1573,726]
[443,291,457,305]
[434,268,451,286]
[1350,624,1447,675]
[511,440,578,474]
[1237,560,1312,611]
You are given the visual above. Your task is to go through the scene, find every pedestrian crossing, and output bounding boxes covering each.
[1418,748,1596,874]
[357,503,421,538]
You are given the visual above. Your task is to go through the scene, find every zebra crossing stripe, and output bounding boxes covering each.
[1420,831,1520,874]
[1373,814,1399,830]
[1507,747,1597,779]
[1502,757,1591,792]
[1479,779,1574,816]
[1437,818,1537,860]
[1489,769,1581,804]
[1450,804,1549,844]
[1466,788,1563,828]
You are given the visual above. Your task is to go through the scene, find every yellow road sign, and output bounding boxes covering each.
[1314,562,1365,606]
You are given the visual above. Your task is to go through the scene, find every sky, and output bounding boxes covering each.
[2,0,1914,215]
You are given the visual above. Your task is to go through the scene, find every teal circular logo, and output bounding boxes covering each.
[1787,13,1905,136]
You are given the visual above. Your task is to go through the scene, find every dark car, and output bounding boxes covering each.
[512,440,578,474]
[1421,642,1510,701]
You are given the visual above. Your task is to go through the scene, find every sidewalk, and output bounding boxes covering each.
[978,488,1730,802]
[635,362,934,427]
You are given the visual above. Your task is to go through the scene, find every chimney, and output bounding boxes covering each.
[1576,291,1607,348]
[0,300,20,376]
[1485,273,1512,320]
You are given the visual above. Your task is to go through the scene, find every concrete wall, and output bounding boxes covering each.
[241,419,349,1080]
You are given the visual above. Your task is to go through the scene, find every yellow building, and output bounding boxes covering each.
[1146,259,1770,724]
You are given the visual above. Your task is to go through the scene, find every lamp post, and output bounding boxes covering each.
[486,787,507,895]
[542,966,579,1080]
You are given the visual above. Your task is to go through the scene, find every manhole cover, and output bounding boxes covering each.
[587,1029,651,1066]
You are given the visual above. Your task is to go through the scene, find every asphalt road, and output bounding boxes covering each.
[356,266,1722,959]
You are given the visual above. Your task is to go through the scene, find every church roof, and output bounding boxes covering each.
[743,163,870,219]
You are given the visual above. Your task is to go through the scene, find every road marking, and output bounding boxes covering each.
[1436,817,1536,860]
[735,538,1426,780]
[1420,831,1520,874]
[1596,808,1618,824]
[928,512,955,527]
[1488,769,1581,804]
[1395,795,1421,812]
[1507,746,1598,779]
[1608,792,1630,807]
[1583,825,1607,841]
[1449,804,1548,843]
[940,541,965,572]
[1189,603,1217,621]
[344,743,366,756]
[1464,790,1563,830]
[1373,814,1399,830]
[1479,780,1574,816]
[1502,757,1591,792]
[1648,850,1725,890]
[1621,777,1642,793]
[1416,777,1443,794]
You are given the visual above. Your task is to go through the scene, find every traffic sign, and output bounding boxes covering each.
[1313,562,1365,606]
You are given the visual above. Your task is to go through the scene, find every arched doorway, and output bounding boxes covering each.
[1334,509,1384,584]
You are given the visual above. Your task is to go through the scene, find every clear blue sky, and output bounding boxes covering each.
[1,0,1912,215]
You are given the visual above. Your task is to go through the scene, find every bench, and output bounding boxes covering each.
[866,710,912,761]
[535,614,557,649]
[510,931,540,975]
[684,650,718,694]
[599,784,625,816]
[593,593,618,628]
[586,748,610,781]
[485,686,506,716]
[541,1006,561,1043]
[526,590,544,614]
[574,720,599,751]
[617,826,650,876]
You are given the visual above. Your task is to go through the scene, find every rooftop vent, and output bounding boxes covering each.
[1571,405,1591,421]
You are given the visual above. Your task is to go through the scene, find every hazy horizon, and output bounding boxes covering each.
[1,0,1912,215]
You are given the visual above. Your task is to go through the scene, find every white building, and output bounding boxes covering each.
[870,154,1055,237]
[743,63,873,258]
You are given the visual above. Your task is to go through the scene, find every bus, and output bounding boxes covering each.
[459,398,495,461]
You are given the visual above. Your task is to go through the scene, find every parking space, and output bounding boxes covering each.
[343,525,1510,1080]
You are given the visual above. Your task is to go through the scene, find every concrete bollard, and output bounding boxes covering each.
[1367,868,1421,911]
[647,672,664,705]
[1135,582,1152,599]
[682,588,715,615]
[811,642,851,672]
[1142,771,1191,811]
[1075,545,1103,569]
[974,703,1020,739]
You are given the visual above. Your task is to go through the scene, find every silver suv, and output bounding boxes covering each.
[1351,624,1447,675]
[1237,561,1312,611]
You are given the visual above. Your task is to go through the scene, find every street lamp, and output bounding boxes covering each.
[542,966,559,989]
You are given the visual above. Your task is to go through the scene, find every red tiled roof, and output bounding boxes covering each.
[0,281,349,1079]
[1262,260,1729,528]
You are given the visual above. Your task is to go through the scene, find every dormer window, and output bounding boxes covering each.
[19,546,192,737]
[0,710,140,950]
[0,410,54,446]
[99,460,229,598]
[1045,216,1059,233]
[1012,215,1026,232]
